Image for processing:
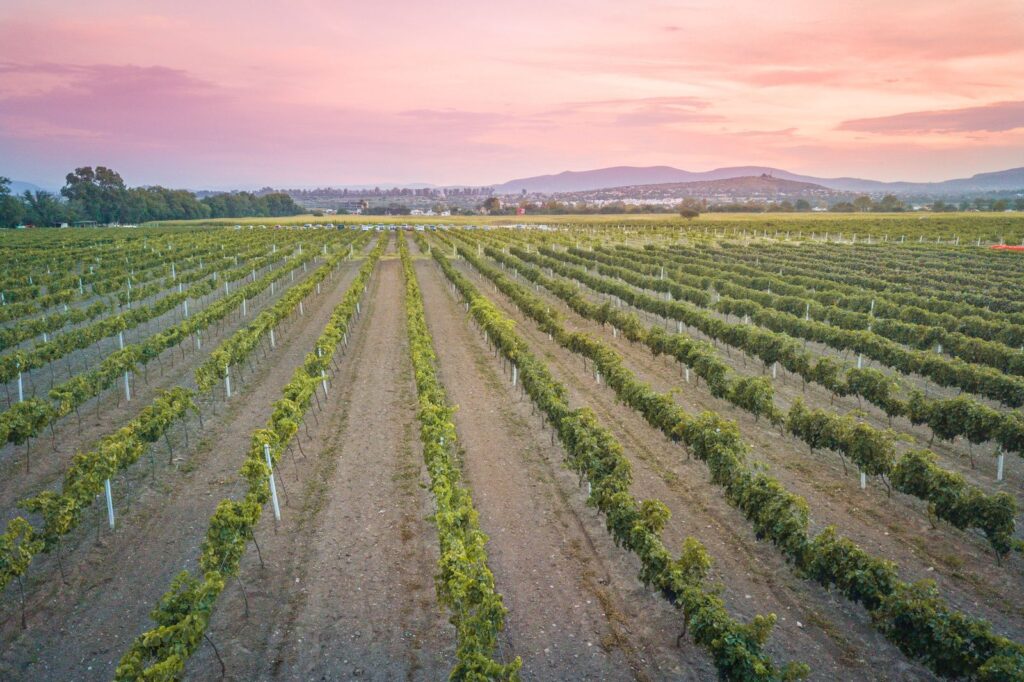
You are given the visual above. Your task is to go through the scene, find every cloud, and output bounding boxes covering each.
[838,101,1024,134]
[733,127,798,138]
[544,96,723,127]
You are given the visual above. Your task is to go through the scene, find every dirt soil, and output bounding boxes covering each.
[0,252,368,681]
[448,254,939,681]
[188,243,454,681]
[7,233,1019,681]
[488,253,1024,638]
[416,257,707,680]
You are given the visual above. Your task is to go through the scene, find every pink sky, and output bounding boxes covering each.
[1,0,1023,189]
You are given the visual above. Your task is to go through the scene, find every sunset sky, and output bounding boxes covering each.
[2,0,1023,189]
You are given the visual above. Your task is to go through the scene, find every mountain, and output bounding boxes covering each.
[5,180,47,195]
[561,174,832,200]
[636,175,829,194]
[493,166,1024,195]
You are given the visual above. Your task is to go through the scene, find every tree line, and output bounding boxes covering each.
[0,167,304,228]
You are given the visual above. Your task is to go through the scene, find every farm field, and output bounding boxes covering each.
[1,219,1023,681]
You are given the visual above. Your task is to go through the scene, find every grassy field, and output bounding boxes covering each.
[147,211,1024,241]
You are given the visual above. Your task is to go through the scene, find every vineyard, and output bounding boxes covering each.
[0,221,1023,681]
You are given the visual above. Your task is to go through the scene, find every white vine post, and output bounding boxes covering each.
[225,365,232,398]
[225,280,229,297]
[299,300,305,316]
[318,348,328,396]
[857,354,863,369]
[772,361,778,379]
[265,444,281,522]
[271,280,275,296]
[242,297,247,317]
[512,364,518,386]
[171,262,176,280]
[119,331,131,401]
[183,299,189,318]
[270,327,276,349]
[860,471,867,489]
[105,478,115,529]
[17,369,24,402]
[997,447,1005,482]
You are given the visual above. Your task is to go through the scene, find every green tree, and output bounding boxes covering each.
[852,195,874,212]
[61,166,128,223]
[678,197,701,219]
[21,191,67,226]
[0,178,24,228]
[877,194,904,212]
[482,196,501,213]
[794,199,811,211]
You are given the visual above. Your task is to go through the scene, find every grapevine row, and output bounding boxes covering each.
[444,235,1024,679]
[114,236,385,680]
[0,234,362,598]
[0,245,324,456]
[423,235,809,682]
[399,235,521,679]
[469,239,1017,558]
[500,242,1024,463]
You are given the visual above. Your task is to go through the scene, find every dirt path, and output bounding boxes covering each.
[449,256,937,681]
[416,257,707,680]
[190,249,454,681]
[0,254,367,682]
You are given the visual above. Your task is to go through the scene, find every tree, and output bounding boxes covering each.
[992,199,1008,211]
[877,194,904,212]
[0,178,24,228]
[794,199,811,211]
[21,191,67,226]
[482,197,501,213]
[61,166,128,223]
[678,198,701,219]
[852,195,874,212]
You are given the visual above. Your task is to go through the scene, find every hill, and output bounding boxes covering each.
[494,165,1024,195]
[559,174,833,202]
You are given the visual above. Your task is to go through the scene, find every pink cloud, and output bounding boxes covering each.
[839,101,1024,134]
[0,1,1022,187]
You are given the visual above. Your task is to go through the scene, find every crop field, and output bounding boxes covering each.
[1,218,1024,681]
